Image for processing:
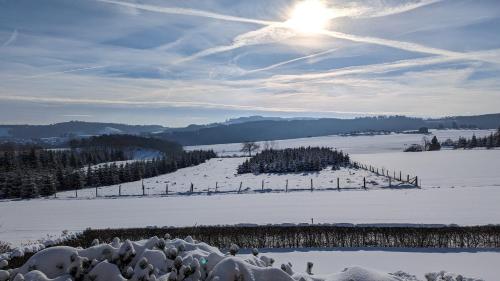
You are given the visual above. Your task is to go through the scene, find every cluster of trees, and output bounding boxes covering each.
[454,129,500,149]
[237,147,350,174]
[0,143,216,199]
[69,134,183,155]
[404,136,441,152]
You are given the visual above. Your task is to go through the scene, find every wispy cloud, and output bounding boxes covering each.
[97,0,276,25]
[1,0,500,125]
[1,29,18,47]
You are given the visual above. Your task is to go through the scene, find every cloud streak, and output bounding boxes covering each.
[97,0,276,25]
[1,29,18,47]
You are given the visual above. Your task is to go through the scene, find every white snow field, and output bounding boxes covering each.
[261,248,497,281]
[186,129,495,155]
[56,158,399,198]
[352,149,500,189]
[2,186,500,246]
[0,236,487,281]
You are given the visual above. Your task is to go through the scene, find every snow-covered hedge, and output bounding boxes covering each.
[0,236,483,281]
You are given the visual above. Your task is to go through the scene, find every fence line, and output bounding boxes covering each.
[62,162,419,198]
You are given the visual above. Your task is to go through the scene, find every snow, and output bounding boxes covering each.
[2,186,500,246]
[186,129,495,156]
[1,129,499,277]
[0,236,487,281]
[59,158,401,198]
[258,248,497,281]
[352,149,500,188]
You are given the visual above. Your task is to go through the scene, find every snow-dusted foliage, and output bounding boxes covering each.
[0,236,483,281]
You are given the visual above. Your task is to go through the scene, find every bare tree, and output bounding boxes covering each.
[262,140,278,151]
[240,141,260,157]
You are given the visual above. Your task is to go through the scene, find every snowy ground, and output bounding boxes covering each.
[2,186,500,246]
[186,129,495,155]
[3,236,487,281]
[1,129,499,277]
[258,248,499,281]
[352,149,500,189]
[58,158,400,198]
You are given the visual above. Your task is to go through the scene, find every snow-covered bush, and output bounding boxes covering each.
[425,271,483,281]
[3,235,484,281]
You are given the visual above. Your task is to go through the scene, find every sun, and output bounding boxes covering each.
[285,0,333,34]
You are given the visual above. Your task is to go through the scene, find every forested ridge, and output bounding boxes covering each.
[69,134,183,155]
[0,136,216,199]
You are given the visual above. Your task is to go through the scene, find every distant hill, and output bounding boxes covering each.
[0,121,166,139]
[157,116,428,145]
[1,113,500,146]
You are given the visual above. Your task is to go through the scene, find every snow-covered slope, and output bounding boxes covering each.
[0,236,483,281]
[59,158,399,198]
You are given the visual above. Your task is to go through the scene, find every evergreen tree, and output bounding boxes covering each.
[428,136,441,151]
[40,175,57,197]
[20,176,39,198]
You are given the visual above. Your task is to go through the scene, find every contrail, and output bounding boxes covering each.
[97,0,277,26]
[4,65,109,82]
[1,29,18,47]
[243,48,340,75]
[99,0,496,65]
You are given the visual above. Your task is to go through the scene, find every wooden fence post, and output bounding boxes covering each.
[415,176,418,187]
[190,183,194,193]
[363,177,366,189]
[238,182,242,194]
[337,177,340,190]
[399,171,402,181]
[310,178,313,191]
[215,182,218,192]
[261,179,264,191]
[119,185,121,196]
[75,187,78,198]
[165,183,168,195]
[95,186,98,198]
[407,175,410,182]
[389,177,391,187]
[142,179,145,196]
[285,179,288,193]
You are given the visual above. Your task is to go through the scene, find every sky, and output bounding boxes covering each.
[1,0,500,127]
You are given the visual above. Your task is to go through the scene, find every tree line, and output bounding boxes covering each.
[453,128,500,149]
[0,144,216,199]
[237,147,350,174]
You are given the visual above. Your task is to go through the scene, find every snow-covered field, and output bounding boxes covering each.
[2,186,500,246]
[58,158,400,198]
[186,129,495,155]
[1,129,499,279]
[263,248,498,281]
[2,236,486,281]
[352,149,500,189]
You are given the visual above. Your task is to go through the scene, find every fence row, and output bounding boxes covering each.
[57,162,419,198]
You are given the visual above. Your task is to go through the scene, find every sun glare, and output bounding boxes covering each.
[286,0,333,34]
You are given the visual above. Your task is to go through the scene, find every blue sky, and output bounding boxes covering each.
[1,0,500,126]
